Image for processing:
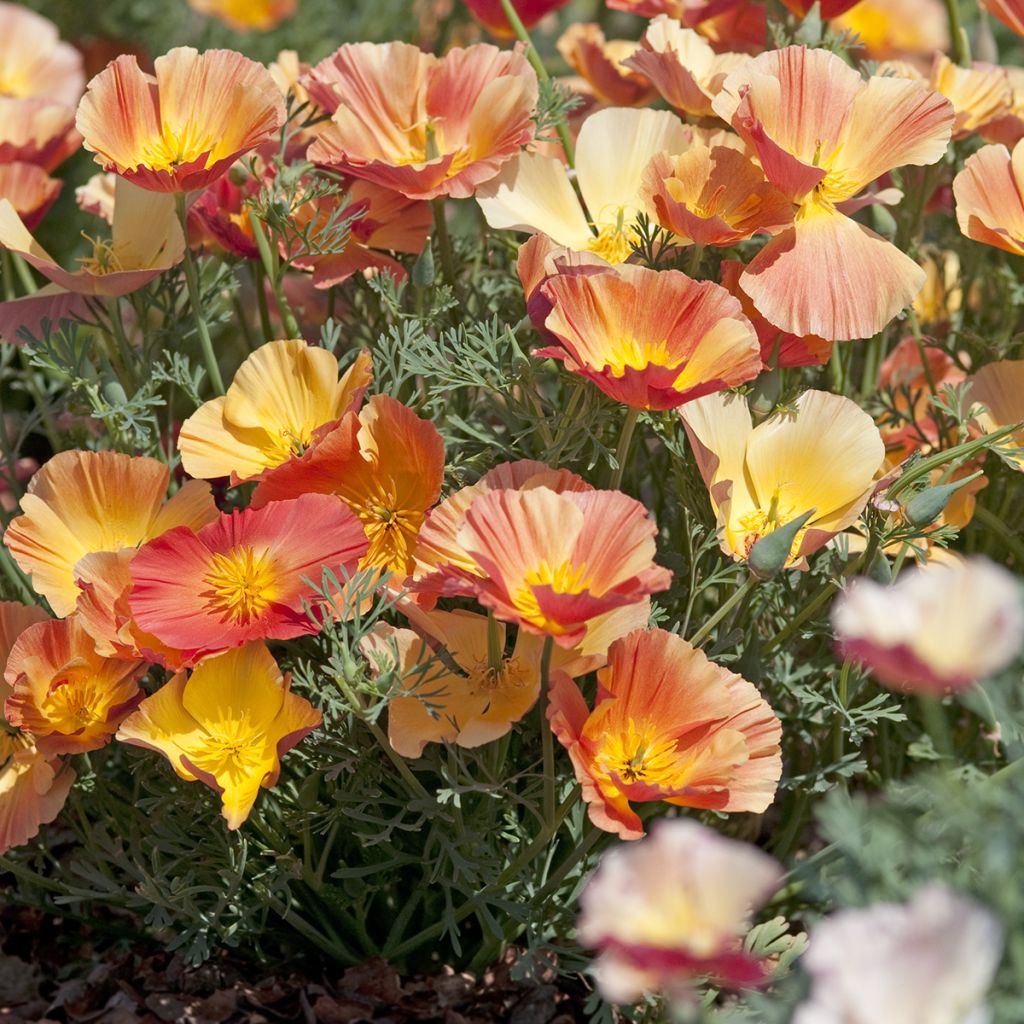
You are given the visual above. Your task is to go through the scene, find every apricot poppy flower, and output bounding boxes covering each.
[718,260,832,369]
[642,146,793,248]
[304,42,538,201]
[3,450,217,617]
[623,18,747,118]
[477,107,691,264]
[953,141,1024,256]
[833,557,1024,695]
[413,458,592,599]
[187,0,298,31]
[4,616,144,756]
[0,3,85,106]
[0,729,75,855]
[579,820,784,1001]
[680,390,885,566]
[556,24,656,108]
[76,48,286,193]
[537,262,762,410]
[982,0,1024,35]
[0,97,79,171]
[179,341,372,484]
[830,0,949,65]
[188,169,262,259]
[549,628,782,839]
[713,46,954,341]
[128,494,370,662]
[117,643,320,829]
[0,602,48,705]
[0,176,185,342]
[464,0,572,37]
[251,395,445,579]
[452,487,671,647]
[0,163,61,230]
[782,0,860,13]
[966,358,1024,469]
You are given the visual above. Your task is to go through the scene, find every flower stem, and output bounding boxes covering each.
[431,197,458,290]
[689,573,759,647]
[609,406,640,490]
[945,0,971,66]
[248,208,301,339]
[919,694,954,760]
[175,193,225,395]
[497,0,576,167]
[540,634,556,824]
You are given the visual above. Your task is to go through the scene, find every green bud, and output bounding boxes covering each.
[794,2,823,45]
[412,243,435,288]
[748,508,817,580]
[903,472,983,528]
[866,548,893,585]
[102,380,128,406]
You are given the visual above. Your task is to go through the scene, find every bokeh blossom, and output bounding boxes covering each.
[966,358,1024,469]
[0,3,84,106]
[464,0,572,37]
[556,24,656,108]
[0,162,61,230]
[187,0,298,32]
[953,140,1024,255]
[549,628,782,838]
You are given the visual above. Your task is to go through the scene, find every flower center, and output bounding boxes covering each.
[588,208,638,264]
[603,336,676,376]
[42,675,101,735]
[512,559,591,634]
[736,490,808,559]
[595,719,683,787]
[77,235,127,275]
[203,545,278,623]
[138,122,218,172]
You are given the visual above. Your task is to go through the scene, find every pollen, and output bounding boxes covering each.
[513,559,592,634]
[203,545,278,623]
[595,719,685,788]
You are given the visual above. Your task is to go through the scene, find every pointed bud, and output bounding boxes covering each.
[903,472,984,529]
[748,508,817,580]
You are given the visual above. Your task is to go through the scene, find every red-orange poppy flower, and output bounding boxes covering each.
[642,146,793,248]
[187,0,298,32]
[537,262,762,410]
[5,616,144,756]
[781,0,860,14]
[981,0,1024,37]
[464,0,571,37]
[549,628,782,839]
[304,42,538,200]
[251,395,445,579]
[556,24,656,108]
[0,602,49,695]
[128,494,370,662]
[0,96,79,171]
[451,487,671,647]
[0,730,75,855]
[0,162,61,230]
[76,47,286,193]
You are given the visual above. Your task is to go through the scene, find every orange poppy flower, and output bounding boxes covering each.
[781,0,860,13]
[128,494,370,662]
[830,0,949,66]
[0,96,79,171]
[623,17,747,118]
[450,487,671,647]
[966,358,1024,470]
[548,628,782,839]
[304,42,538,201]
[642,145,793,248]
[251,395,445,579]
[536,262,762,410]
[5,616,144,756]
[0,730,75,855]
[464,0,571,37]
[0,601,49,702]
[76,47,285,193]
[953,140,1024,255]
[0,162,61,230]
[3,450,217,617]
[187,0,298,32]
[982,0,1024,34]
[556,24,656,108]
[713,46,954,341]
[118,642,320,829]
[0,3,85,107]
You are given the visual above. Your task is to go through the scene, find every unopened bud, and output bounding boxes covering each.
[748,508,816,580]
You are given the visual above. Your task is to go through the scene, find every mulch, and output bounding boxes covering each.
[0,907,590,1024]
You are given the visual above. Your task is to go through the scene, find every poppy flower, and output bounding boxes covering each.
[450,487,671,646]
[0,731,75,855]
[76,47,286,193]
[556,24,656,108]
[578,819,783,1002]
[536,261,762,410]
[178,340,372,484]
[0,162,62,230]
[4,616,144,756]
[549,628,782,838]
[304,42,538,201]
[980,0,1024,37]
[117,642,320,829]
[251,395,445,579]
[0,3,85,106]
[0,601,49,702]
[830,0,949,65]
[713,46,954,340]
[463,0,571,37]
[128,494,370,662]
[966,358,1024,469]
[833,557,1024,696]
[187,0,298,32]
[953,140,1024,255]
[3,450,217,617]
[477,107,691,264]
[680,389,885,566]
[0,96,79,171]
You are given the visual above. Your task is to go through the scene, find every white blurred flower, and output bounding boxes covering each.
[832,555,1024,694]
[794,884,1003,1024]
[577,818,782,1003]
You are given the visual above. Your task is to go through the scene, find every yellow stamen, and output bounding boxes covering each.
[203,545,278,623]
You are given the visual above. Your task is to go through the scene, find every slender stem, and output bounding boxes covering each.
[685,244,704,278]
[540,635,555,825]
[919,694,954,760]
[431,197,458,290]
[609,406,640,490]
[832,659,852,766]
[973,505,1024,566]
[0,545,36,604]
[107,299,139,391]
[496,0,575,167]
[10,253,37,295]
[689,573,759,647]
[175,193,225,395]
[248,209,301,339]
[945,0,971,66]
[251,261,275,341]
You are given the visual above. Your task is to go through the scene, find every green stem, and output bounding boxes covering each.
[107,299,139,391]
[431,197,457,290]
[945,0,971,66]
[833,659,852,766]
[608,406,640,490]
[497,0,575,167]
[972,505,1024,566]
[689,573,759,647]
[248,209,301,339]
[175,193,225,395]
[0,545,36,604]
[685,244,704,278]
[540,635,555,825]
[10,253,37,295]
[251,260,274,341]
[919,694,954,760]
